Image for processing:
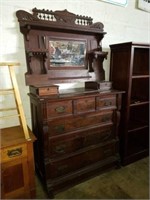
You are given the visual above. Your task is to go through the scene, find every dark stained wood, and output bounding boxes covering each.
[16,8,104,34]
[29,89,123,197]
[16,8,124,198]
[16,8,107,85]
[109,42,149,165]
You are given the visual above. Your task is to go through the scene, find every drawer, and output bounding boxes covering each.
[96,95,116,110]
[0,144,27,163]
[46,141,117,179]
[49,125,114,158]
[74,97,95,113]
[30,85,59,96]
[48,111,113,136]
[39,86,58,96]
[46,100,73,118]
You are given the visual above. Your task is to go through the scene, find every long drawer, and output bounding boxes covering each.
[46,141,117,179]
[49,124,114,158]
[47,111,113,136]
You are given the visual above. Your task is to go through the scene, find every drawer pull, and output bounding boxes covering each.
[55,145,66,154]
[57,165,68,172]
[101,131,111,141]
[54,125,65,134]
[104,101,112,106]
[7,147,22,158]
[103,149,112,156]
[55,106,66,113]
[102,116,111,122]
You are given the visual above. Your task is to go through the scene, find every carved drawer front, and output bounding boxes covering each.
[47,100,72,118]
[48,111,113,136]
[96,95,116,110]
[1,144,27,163]
[49,125,114,158]
[74,97,95,113]
[46,142,117,179]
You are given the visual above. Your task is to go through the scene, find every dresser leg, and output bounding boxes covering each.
[116,158,121,169]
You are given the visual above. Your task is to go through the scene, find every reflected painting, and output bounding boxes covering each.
[49,40,86,67]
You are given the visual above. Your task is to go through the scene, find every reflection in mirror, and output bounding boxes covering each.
[49,40,86,67]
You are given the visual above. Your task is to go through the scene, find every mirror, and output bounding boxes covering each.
[49,40,86,67]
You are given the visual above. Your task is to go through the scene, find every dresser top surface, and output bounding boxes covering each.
[29,87,124,100]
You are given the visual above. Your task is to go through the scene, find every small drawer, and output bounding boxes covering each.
[1,144,27,163]
[48,111,113,136]
[96,95,116,110]
[74,97,95,113]
[47,100,73,118]
[46,141,117,179]
[30,85,59,96]
[39,87,58,96]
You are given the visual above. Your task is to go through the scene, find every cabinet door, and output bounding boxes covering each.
[1,158,30,199]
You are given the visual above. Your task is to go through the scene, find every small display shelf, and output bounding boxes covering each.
[128,104,149,131]
[130,77,149,104]
[132,47,149,76]
[126,127,149,157]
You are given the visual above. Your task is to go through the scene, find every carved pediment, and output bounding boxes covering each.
[53,9,76,24]
[90,22,104,31]
[16,8,104,31]
[16,10,40,22]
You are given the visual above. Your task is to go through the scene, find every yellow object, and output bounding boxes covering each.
[0,62,31,140]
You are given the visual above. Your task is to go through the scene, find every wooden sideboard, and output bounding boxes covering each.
[29,88,123,197]
[0,126,36,199]
[16,8,124,197]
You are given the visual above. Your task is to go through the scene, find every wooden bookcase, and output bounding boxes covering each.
[110,42,149,165]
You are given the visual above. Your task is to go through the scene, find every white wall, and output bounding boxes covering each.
[0,0,149,129]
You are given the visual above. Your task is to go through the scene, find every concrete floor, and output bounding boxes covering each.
[36,157,149,199]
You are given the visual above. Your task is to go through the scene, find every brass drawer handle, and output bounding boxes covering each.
[101,131,111,141]
[103,149,112,156]
[7,147,22,158]
[55,106,66,113]
[54,145,66,153]
[102,116,111,122]
[57,165,68,171]
[104,101,112,106]
[54,124,65,134]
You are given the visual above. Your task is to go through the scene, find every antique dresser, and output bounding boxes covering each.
[16,8,123,197]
